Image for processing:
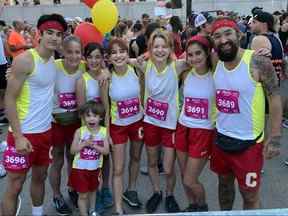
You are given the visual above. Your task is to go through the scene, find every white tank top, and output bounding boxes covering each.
[109,65,143,126]
[82,72,102,103]
[179,69,215,129]
[14,49,56,133]
[53,59,85,114]
[72,126,106,170]
[214,49,265,141]
[144,60,179,130]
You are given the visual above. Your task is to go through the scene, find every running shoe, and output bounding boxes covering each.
[101,187,113,208]
[145,191,162,213]
[122,190,141,207]
[284,158,288,166]
[165,195,180,213]
[53,196,72,215]
[282,119,288,128]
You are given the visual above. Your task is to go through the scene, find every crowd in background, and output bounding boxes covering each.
[0,5,287,216]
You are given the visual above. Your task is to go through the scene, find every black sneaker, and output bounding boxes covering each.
[53,196,72,215]
[68,189,78,208]
[145,191,162,213]
[198,203,208,212]
[184,203,198,212]
[165,195,180,213]
[122,190,141,208]
[0,117,8,126]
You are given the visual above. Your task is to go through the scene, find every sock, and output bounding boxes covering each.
[32,205,43,216]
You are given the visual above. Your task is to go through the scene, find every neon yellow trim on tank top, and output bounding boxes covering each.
[243,49,265,142]
[16,81,30,122]
[16,49,39,122]
[172,61,179,116]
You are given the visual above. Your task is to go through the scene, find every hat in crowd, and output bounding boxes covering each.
[253,11,274,32]
[251,6,263,16]
[194,12,213,27]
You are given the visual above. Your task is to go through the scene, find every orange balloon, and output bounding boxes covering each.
[81,0,97,8]
[74,22,103,49]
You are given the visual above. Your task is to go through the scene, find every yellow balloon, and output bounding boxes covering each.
[91,0,119,34]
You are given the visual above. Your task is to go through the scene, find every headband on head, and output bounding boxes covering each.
[38,21,64,32]
[211,19,239,34]
[187,35,210,49]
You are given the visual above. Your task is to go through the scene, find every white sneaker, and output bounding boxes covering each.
[0,163,7,178]
[282,119,288,128]
[0,141,7,153]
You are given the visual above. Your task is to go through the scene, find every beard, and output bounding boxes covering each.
[216,41,239,62]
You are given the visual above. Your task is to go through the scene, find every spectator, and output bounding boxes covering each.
[194,13,213,36]
[8,20,31,59]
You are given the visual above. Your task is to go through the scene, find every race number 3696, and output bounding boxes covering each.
[3,146,29,170]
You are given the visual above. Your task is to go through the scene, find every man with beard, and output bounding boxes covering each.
[210,17,282,210]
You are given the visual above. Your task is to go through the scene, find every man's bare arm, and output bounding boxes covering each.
[5,52,33,138]
[251,55,282,150]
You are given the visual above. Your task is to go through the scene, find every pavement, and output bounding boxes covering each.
[0,124,288,216]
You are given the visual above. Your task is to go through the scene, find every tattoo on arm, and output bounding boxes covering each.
[251,55,280,96]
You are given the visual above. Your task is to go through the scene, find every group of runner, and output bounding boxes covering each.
[0,8,283,216]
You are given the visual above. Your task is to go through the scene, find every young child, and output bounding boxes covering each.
[69,101,109,216]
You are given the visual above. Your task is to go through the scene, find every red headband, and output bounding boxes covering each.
[211,19,239,34]
[187,35,210,49]
[38,21,64,32]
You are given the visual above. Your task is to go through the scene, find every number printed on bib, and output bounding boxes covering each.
[216,89,240,113]
[80,146,100,160]
[3,146,29,170]
[146,97,169,121]
[184,97,208,119]
[117,98,140,119]
[58,92,77,110]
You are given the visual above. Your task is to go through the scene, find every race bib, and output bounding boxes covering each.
[3,146,29,170]
[80,140,103,160]
[58,92,77,110]
[146,97,169,121]
[117,98,140,119]
[80,146,99,160]
[216,89,240,113]
[184,97,208,119]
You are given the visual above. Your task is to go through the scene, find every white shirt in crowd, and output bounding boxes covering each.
[0,36,7,65]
